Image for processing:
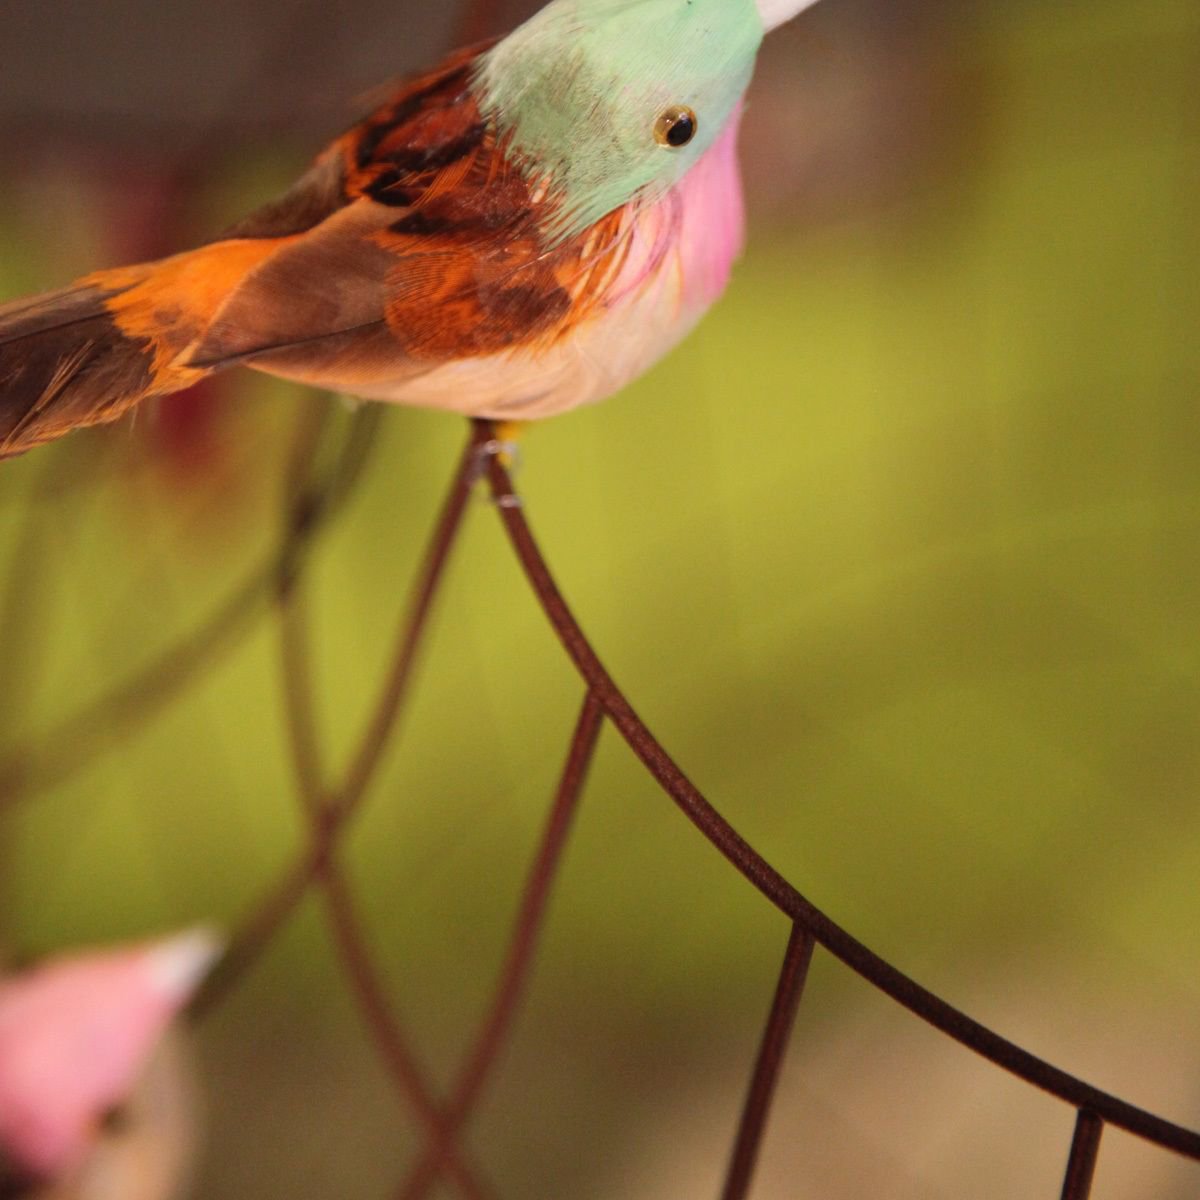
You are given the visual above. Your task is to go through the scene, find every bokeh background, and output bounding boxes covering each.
[1,0,1198,1196]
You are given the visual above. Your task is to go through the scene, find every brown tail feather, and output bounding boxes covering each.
[0,240,282,460]
[0,279,164,458]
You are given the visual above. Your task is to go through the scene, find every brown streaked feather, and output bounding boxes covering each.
[0,240,281,458]
[186,45,632,383]
[213,42,493,244]
[0,283,158,458]
[0,284,122,346]
[96,239,286,384]
[188,205,395,368]
[215,146,348,242]
[0,39,636,458]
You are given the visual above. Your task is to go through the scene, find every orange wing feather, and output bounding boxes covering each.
[0,42,631,457]
[204,45,632,373]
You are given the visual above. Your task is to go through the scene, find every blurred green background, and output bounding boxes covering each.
[0,0,1198,1196]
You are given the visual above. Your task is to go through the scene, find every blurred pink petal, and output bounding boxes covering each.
[0,929,220,1182]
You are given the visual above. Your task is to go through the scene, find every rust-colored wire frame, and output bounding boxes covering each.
[178,418,1197,1200]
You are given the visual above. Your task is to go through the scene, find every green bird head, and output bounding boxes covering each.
[477,0,822,239]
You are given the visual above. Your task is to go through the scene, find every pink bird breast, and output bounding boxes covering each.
[672,107,749,308]
[606,106,748,314]
[0,929,219,1181]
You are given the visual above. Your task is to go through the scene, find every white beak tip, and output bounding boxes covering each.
[756,0,824,33]
[144,926,225,1002]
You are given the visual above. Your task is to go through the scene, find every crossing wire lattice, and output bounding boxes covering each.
[226,420,1200,1200]
[1,409,1199,1198]
[121,413,1195,1200]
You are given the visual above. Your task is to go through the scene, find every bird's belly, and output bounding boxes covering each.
[361,273,703,419]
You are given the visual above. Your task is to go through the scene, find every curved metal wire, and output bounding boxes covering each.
[4,411,1195,1198]
[184,417,1200,1200]
[469,419,1200,1188]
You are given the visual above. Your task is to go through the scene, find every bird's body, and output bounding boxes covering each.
[0,0,818,458]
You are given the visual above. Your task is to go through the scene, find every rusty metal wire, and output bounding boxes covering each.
[0,405,379,811]
[0,400,1194,1198]
[468,421,1200,1196]
[184,419,1200,1200]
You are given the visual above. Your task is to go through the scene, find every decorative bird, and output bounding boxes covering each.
[0,930,220,1200]
[0,0,820,459]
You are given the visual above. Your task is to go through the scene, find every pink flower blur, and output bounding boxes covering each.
[0,930,219,1181]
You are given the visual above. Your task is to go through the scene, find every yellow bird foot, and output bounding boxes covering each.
[478,420,524,470]
[491,420,525,469]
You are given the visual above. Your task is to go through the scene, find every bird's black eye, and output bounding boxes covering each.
[654,105,698,148]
